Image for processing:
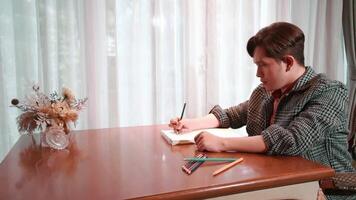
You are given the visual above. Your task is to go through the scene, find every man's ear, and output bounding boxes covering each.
[282,56,294,71]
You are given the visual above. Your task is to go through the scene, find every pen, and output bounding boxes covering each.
[179,102,186,120]
[184,157,237,162]
[174,103,186,134]
[212,157,244,176]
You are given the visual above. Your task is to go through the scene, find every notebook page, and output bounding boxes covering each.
[161,128,247,145]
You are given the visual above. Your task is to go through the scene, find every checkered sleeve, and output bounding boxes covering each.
[262,80,349,156]
[209,101,249,128]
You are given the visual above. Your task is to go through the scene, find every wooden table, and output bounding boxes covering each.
[0,125,334,200]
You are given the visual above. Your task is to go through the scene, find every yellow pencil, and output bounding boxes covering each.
[212,157,244,176]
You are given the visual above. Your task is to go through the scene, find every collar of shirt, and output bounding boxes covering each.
[270,77,300,125]
[271,81,295,99]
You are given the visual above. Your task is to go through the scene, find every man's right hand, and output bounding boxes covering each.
[169,114,220,134]
[169,117,194,134]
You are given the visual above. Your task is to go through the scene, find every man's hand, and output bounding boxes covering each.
[169,117,194,133]
[169,114,220,134]
[194,131,226,152]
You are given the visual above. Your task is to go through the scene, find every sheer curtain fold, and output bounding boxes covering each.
[0,0,346,161]
[342,0,356,136]
[184,0,207,117]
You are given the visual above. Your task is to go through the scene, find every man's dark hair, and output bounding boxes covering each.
[247,22,305,65]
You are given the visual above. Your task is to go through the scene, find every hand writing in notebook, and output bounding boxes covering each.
[169,103,190,134]
[169,114,220,134]
[169,103,189,134]
[168,118,194,134]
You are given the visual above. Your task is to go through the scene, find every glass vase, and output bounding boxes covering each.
[41,126,70,150]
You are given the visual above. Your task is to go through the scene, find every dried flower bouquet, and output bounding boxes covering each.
[11,85,87,135]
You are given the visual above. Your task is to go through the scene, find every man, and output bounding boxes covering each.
[170,22,354,200]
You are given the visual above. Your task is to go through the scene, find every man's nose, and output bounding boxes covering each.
[256,67,262,77]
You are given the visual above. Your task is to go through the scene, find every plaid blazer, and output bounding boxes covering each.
[210,66,354,173]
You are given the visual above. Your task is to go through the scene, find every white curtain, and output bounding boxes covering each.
[0,0,345,161]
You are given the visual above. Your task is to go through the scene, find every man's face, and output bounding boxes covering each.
[253,47,288,91]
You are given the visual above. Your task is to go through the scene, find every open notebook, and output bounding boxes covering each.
[161,128,247,145]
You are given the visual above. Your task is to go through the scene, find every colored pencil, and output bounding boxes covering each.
[212,157,244,176]
[184,157,237,162]
[182,153,207,175]
[186,159,205,174]
[182,153,205,174]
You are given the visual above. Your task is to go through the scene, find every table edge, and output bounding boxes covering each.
[133,167,334,200]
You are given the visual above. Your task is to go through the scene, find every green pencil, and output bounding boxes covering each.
[183,157,237,162]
